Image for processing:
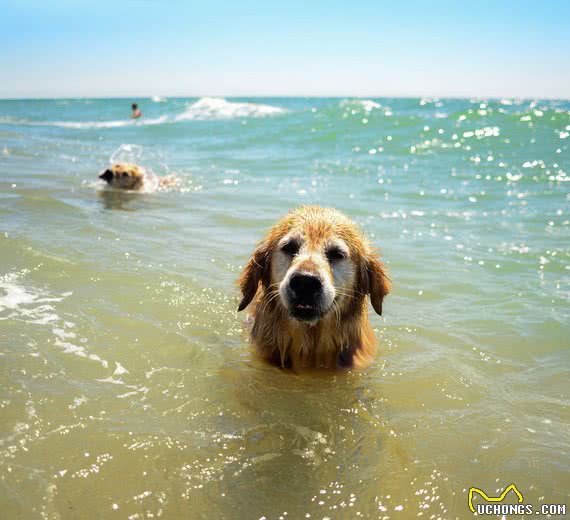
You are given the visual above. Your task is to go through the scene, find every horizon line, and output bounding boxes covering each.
[1,94,569,102]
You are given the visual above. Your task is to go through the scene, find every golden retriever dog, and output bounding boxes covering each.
[99,163,178,191]
[237,206,391,370]
[99,163,145,190]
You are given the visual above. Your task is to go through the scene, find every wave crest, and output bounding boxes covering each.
[175,97,286,121]
[340,99,381,111]
[0,116,168,129]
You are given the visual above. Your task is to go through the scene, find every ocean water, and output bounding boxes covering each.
[0,96,568,519]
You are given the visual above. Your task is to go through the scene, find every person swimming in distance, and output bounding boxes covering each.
[131,103,142,119]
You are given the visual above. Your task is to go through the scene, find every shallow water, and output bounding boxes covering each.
[0,96,569,519]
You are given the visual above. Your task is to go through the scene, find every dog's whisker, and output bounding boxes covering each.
[333,300,341,328]
[263,292,281,306]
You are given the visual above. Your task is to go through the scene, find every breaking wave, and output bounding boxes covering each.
[339,99,382,111]
[0,115,169,129]
[174,97,286,120]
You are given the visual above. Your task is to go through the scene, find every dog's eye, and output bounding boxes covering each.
[326,247,346,262]
[281,241,300,256]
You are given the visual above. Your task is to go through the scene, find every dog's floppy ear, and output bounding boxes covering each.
[360,254,391,315]
[237,241,270,312]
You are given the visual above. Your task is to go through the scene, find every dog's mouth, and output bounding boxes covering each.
[290,303,320,322]
[289,302,333,323]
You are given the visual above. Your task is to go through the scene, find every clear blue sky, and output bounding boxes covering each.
[1,0,569,99]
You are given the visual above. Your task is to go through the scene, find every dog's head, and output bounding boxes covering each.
[238,206,390,324]
[99,163,145,190]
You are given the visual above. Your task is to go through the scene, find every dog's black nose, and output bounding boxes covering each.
[289,272,322,299]
[99,169,113,183]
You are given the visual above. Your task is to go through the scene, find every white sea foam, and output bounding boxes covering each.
[50,115,169,129]
[175,97,286,120]
[48,120,133,129]
[136,115,169,126]
[0,279,39,311]
[340,99,381,111]
[0,116,168,129]
[0,271,108,368]
[0,116,133,129]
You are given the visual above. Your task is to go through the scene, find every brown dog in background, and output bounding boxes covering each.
[99,163,145,190]
[237,206,390,370]
[99,163,178,191]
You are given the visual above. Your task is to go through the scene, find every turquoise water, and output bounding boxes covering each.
[0,96,569,518]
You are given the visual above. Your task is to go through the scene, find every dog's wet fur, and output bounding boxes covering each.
[99,163,179,191]
[99,163,145,191]
[237,206,391,370]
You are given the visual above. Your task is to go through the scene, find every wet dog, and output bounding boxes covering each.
[99,163,178,191]
[99,163,145,190]
[237,206,391,370]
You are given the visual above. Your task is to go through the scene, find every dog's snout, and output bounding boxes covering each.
[289,272,322,298]
[99,169,113,183]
